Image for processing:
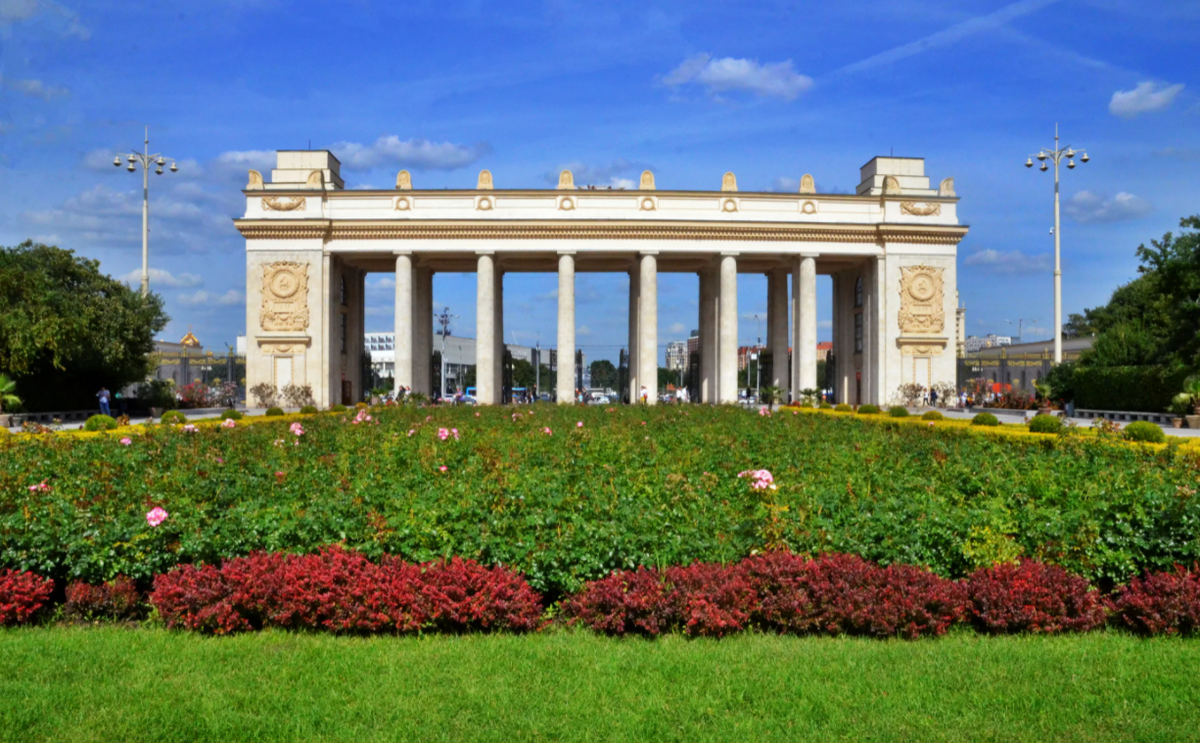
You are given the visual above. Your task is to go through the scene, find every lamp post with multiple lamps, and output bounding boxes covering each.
[1026,124,1088,364]
[114,127,178,297]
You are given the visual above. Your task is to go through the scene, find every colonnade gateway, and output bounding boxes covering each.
[237,151,968,407]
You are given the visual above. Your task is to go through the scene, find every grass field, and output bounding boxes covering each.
[1,627,1197,742]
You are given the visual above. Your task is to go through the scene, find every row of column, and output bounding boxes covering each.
[393,251,821,405]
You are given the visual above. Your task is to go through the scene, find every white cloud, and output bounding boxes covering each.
[668,322,687,335]
[544,159,650,188]
[214,150,276,170]
[0,0,89,38]
[1064,191,1153,223]
[771,177,799,192]
[1109,81,1184,118]
[964,249,1052,275]
[0,74,68,99]
[818,320,832,330]
[370,276,396,289]
[331,136,489,171]
[577,325,592,337]
[119,267,203,288]
[178,289,244,307]
[663,54,813,100]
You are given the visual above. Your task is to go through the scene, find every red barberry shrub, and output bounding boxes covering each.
[0,569,54,626]
[421,556,544,632]
[64,576,144,621]
[152,563,250,634]
[965,561,1107,634]
[1110,567,1200,636]
[564,567,676,636]
[665,562,757,637]
[742,552,965,639]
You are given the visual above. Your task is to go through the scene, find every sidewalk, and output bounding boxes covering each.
[928,406,1200,438]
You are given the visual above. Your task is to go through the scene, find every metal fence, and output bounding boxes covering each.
[151,350,247,388]
[956,350,1082,393]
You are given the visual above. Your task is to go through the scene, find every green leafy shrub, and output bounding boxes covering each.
[300,405,318,415]
[330,404,347,413]
[83,414,117,432]
[922,410,944,421]
[1028,414,1063,434]
[1073,365,1189,413]
[833,404,852,412]
[220,409,243,421]
[819,402,833,409]
[159,410,187,425]
[887,406,909,418]
[265,407,284,417]
[857,404,880,415]
[972,412,999,427]
[1124,421,1166,443]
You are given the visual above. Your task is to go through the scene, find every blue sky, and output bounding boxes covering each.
[1,0,1196,363]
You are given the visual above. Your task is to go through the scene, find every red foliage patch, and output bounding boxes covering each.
[64,576,144,620]
[665,562,758,638]
[0,568,54,626]
[563,567,675,636]
[965,561,1107,634]
[150,547,542,635]
[1109,567,1200,636]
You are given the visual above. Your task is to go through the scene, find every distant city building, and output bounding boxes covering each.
[365,332,539,391]
[665,341,688,371]
[816,341,833,361]
[686,329,700,357]
[963,334,1013,354]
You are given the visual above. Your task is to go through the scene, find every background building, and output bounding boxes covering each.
[963,334,1013,353]
[665,341,688,371]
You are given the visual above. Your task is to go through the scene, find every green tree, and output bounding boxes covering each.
[0,241,169,411]
[512,358,535,388]
[0,372,20,413]
[589,359,618,390]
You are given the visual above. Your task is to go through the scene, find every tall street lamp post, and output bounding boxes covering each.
[115,127,178,297]
[435,307,457,400]
[1025,124,1088,364]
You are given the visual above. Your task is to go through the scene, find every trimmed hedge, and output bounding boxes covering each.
[857,405,881,415]
[887,407,910,418]
[220,409,244,421]
[972,412,1000,426]
[330,405,348,413]
[1028,414,1063,434]
[964,561,1106,634]
[0,568,54,626]
[1124,421,1166,443]
[1073,365,1189,413]
[83,414,117,432]
[264,407,284,417]
[300,405,318,415]
[922,410,944,421]
[833,404,852,412]
[159,410,187,425]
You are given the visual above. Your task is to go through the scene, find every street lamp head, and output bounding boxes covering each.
[1039,162,1048,172]
[127,154,136,163]
[1067,160,1076,169]
[156,157,165,166]
[127,163,136,172]
[1065,149,1075,158]
[1037,152,1047,161]
[1025,158,1033,168]
[155,167,163,175]
[169,163,178,172]
[1080,152,1089,163]
[113,156,121,167]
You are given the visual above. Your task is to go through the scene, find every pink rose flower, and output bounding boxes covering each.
[290,422,305,437]
[146,507,169,527]
[119,437,132,445]
[438,465,448,473]
[576,421,583,428]
[221,419,236,429]
[543,427,552,435]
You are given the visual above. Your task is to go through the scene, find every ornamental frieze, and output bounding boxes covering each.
[900,201,941,216]
[262,195,307,211]
[898,265,945,335]
[260,261,310,332]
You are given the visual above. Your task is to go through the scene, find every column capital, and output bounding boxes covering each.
[475,249,495,256]
[392,249,412,256]
[800,253,820,259]
[638,250,659,257]
[720,250,740,258]
[557,250,576,257]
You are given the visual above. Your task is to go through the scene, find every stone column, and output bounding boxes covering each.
[769,267,789,401]
[699,267,716,403]
[798,255,818,393]
[627,268,639,404]
[873,255,888,405]
[413,267,433,397]
[494,270,504,403]
[718,254,738,404]
[393,253,414,396]
[557,253,576,404]
[638,253,657,405]
[475,253,495,405]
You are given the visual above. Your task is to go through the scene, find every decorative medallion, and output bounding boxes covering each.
[721,198,738,213]
[476,196,493,211]
[558,197,575,211]
[307,170,324,187]
[900,201,942,216]
[395,196,411,211]
[939,177,955,197]
[640,197,657,211]
[247,170,264,190]
[898,265,945,335]
[721,172,738,192]
[262,196,307,212]
[882,176,901,194]
[477,170,494,190]
[801,200,817,215]
[260,262,310,332]
[396,169,412,190]
[799,174,816,194]
[639,171,656,190]
[557,170,575,190]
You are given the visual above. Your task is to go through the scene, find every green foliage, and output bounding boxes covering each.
[857,404,880,415]
[0,241,169,411]
[3,407,1200,598]
[588,359,619,390]
[159,410,187,425]
[139,379,177,411]
[300,405,318,415]
[834,404,852,412]
[220,410,244,421]
[1124,421,1166,443]
[83,414,117,432]
[265,407,284,417]
[819,402,833,410]
[887,406,909,418]
[1072,366,1190,413]
[1040,362,1077,404]
[760,386,782,405]
[922,410,944,421]
[1028,414,1062,434]
[972,412,1000,427]
[330,405,348,413]
[0,373,20,413]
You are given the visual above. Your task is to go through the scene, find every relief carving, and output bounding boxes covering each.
[898,265,945,335]
[882,176,901,194]
[799,174,816,194]
[262,196,307,212]
[900,201,942,216]
[721,172,738,192]
[260,261,310,332]
[396,169,412,190]
[939,177,955,197]
[557,170,575,190]
[247,170,264,190]
[639,170,656,190]
[307,170,324,187]
[477,170,493,190]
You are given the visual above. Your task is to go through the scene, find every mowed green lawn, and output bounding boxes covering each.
[1,628,1196,742]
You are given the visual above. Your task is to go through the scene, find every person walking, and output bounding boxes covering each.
[930,388,938,408]
[96,387,111,416]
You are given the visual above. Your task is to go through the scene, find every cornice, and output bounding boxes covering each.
[241,188,961,204]
[234,219,969,245]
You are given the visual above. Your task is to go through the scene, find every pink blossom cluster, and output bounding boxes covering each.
[737,469,776,490]
[119,437,133,445]
[27,481,51,493]
[289,422,305,437]
[759,406,772,417]
[352,409,372,425]
[437,427,460,441]
[542,427,552,435]
[221,419,236,429]
[182,424,198,434]
[146,507,169,527]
